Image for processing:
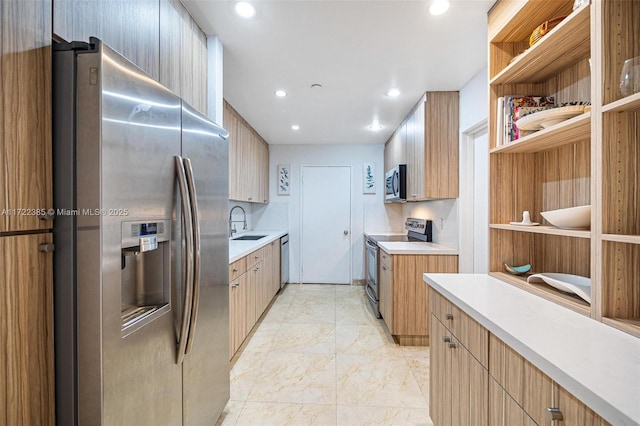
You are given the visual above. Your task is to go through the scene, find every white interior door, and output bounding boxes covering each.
[301,166,351,284]
[473,132,489,273]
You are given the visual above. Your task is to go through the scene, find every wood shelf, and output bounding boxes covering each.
[490,112,590,154]
[602,92,640,113]
[490,224,591,239]
[601,234,640,245]
[489,272,591,316]
[602,317,640,338]
[490,4,590,85]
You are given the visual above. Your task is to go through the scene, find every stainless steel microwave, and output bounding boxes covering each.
[385,164,406,201]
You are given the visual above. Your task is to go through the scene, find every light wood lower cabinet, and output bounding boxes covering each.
[430,315,488,426]
[229,239,282,359]
[229,272,247,358]
[379,251,457,344]
[0,234,55,425]
[429,288,610,426]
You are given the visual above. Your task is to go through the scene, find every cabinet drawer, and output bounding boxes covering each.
[380,250,392,271]
[229,257,247,281]
[430,288,488,367]
[245,246,265,269]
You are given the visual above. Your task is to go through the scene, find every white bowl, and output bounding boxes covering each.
[540,205,591,230]
[527,273,591,304]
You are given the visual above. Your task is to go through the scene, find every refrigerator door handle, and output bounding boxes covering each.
[183,157,200,355]
[175,156,194,364]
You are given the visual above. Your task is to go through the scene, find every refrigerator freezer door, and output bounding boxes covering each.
[180,102,230,425]
[74,42,184,425]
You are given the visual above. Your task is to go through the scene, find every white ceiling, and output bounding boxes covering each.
[181,0,494,145]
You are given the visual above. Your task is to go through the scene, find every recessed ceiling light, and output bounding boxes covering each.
[369,121,383,131]
[291,125,300,130]
[235,2,256,18]
[429,0,449,15]
[387,89,401,97]
[275,90,287,97]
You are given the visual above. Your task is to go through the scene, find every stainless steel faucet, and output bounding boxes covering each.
[229,205,247,237]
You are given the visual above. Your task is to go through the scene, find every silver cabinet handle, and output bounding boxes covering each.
[545,408,563,421]
[233,268,238,273]
[445,313,453,320]
[344,230,349,235]
[442,336,451,343]
[382,266,387,271]
[38,243,55,253]
[175,156,194,365]
[183,157,200,356]
[447,342,457,349]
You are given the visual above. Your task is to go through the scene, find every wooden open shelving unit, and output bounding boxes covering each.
[488,0,640,337]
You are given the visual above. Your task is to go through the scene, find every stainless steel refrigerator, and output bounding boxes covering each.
[53,38,230,425]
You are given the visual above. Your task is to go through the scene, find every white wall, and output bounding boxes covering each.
[458,67,489,272]
[402,199,458,248]
[252,144,403,283]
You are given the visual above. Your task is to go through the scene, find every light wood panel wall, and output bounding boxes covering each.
[0,234,55,425]
[490,229,591,279]
[601,241,640,320]
[602,110,639,235]
[0,0,52,233]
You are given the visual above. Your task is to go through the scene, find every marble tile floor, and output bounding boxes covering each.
[216,284,434,426]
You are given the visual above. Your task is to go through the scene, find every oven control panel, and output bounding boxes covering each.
[404,218,429,233]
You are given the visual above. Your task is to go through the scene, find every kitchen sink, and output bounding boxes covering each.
[232,235,267,241]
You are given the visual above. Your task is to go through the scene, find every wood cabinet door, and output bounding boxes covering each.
[257,140,269,204]
[379,256,393,331]
[410,101,425,200]
[424,91,459,199]
[556,385,609,426]
[429,317,450,426]
[271,240,281,295]
[450,334,489,426]
[229,272,248,358]
[0,234,54,425]
[1,0,52,233]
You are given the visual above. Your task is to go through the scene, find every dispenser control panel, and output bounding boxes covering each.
[121,219,170,249]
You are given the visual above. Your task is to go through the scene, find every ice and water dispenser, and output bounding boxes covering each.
[120,219,171,336]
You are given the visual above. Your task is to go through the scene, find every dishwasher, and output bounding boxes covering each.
[280,234,289,288]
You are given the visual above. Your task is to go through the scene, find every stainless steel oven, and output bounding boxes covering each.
[364,218,433,320]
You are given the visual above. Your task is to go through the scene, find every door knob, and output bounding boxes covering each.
[344,230,349,235]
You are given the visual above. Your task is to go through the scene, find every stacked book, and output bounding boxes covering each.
[495,95,554,146]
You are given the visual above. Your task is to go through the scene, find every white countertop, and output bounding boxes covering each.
[229,230,288,264]
[378,241,458,255]
[423,273,640,426]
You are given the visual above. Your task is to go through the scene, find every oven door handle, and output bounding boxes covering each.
[366,239,378,250]
[365,284,378,304]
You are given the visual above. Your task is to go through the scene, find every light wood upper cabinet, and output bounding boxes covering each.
[54,0,208,114]
[224,101,270,203]
[0,0,52,233]
[1,234,55,425]
[383,91,459,201]
[487,0,640,337]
